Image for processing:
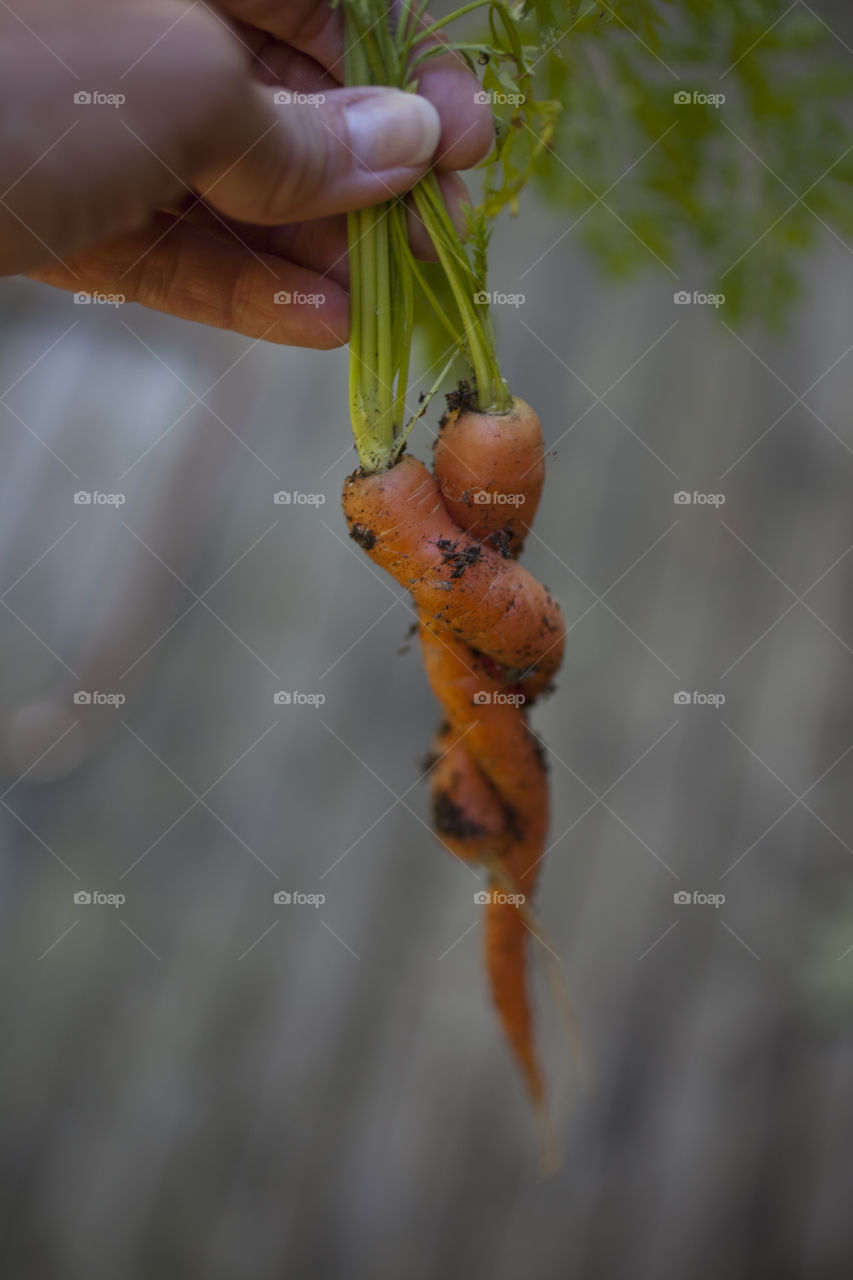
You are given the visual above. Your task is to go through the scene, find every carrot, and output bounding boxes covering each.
[434,397,545,557]
[485,898,544,1103]
[342,456,564,687]
[342,411,565,1136]
[428,720,506,863]
[337,0,575,1153]
[418,618,549,1094]
[418,625,548,849]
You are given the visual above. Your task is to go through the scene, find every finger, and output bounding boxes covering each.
[405,16,495,169]
[177,204,352,288]
[0,5,440,275]
[178,167,470,287]
[416,56,495,169]
[259,214,350,284]
[26,214,349,348]
[197,84,441,224]
[242,26,343,92]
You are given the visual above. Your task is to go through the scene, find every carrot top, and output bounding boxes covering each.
[339,0,558,469]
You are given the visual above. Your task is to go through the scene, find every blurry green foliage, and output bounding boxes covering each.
[533,2,853,320]
[415,0,853,361]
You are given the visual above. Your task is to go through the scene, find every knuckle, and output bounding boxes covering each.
[221,262,258,335]
[134,246,177,314]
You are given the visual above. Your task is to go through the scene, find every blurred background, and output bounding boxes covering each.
[2,2,853,1278]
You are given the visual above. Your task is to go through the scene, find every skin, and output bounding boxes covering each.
[0,0,494,346]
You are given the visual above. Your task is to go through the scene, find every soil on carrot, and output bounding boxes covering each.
[436,538,483,579]
[433,790,488,840]
[463,646,535,697]
[486,525,515,559]
[440,379,478,421]
[349,523,377,550]
[501,802,524,843]
[444,493,517,555]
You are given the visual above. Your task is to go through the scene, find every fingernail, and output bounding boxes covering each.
[345,93,441,171]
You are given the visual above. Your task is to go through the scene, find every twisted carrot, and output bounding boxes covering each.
[342,397,563,1114]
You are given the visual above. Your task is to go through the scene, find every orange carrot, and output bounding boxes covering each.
[342,456,564,686]
[434,397,545,557]
[484,898,544,1103]
[428,720,506,863]
[418,621,549,1104]
[342,410,564,1125]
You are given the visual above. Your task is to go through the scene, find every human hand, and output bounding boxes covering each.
[0,0,494,346]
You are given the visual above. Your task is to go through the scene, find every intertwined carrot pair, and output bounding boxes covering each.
[343,397,565,1117]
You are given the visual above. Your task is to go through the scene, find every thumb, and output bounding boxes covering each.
[195,85,442,225]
